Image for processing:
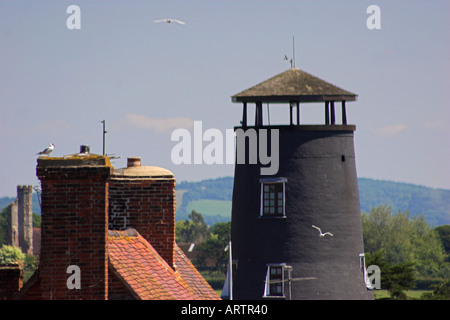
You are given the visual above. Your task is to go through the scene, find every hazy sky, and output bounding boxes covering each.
[1,0,449,196]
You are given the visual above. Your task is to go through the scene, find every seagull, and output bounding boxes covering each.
[153,18,186,25]
[36,143,54,156]
[312,225,333,237]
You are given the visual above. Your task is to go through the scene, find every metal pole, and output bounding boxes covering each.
[292,36,295,68]
[242,102,247,127]
[101,120,106,155]
[229,240,233,300]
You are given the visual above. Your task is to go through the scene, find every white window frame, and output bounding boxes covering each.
[263,263,287,298]
[260,177,287,217]
[360,252,375,289]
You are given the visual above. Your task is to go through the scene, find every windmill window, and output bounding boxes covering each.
[260,178,287,217]
[263,264,289,298]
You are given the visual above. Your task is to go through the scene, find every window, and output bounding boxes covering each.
[268,266,283,296]
[263,264,290,298]
[260,178,287,217]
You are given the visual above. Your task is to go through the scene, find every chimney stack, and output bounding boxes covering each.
[35,151,112,299]
[0,264,23,300]
[109,158,176,269]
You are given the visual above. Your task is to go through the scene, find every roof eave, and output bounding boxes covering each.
[231,95,358,103]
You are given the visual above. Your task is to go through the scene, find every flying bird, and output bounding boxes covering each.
[153,18,186,25]
[312,225,333,237]
[36,143,54,156]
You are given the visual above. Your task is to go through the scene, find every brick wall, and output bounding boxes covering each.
[109,161,176,269]
[0,264,23,300]
[35,156,112,300]
[108,268,134,300]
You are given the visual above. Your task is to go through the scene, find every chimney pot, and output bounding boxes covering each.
[80,145,90,154]
[127,157,141,167]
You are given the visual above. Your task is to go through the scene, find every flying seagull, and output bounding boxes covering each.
[312,225,333,237]
[153,18,186,25]
[36,143,54,156]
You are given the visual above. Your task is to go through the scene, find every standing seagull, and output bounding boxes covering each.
[36,143,54,156]
[153,18,186,25]
[312,225,333,237]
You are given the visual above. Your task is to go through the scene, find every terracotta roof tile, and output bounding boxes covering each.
[107,229,220,300]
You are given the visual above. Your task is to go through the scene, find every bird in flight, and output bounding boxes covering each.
[36,143,54,156]
[153,18,186,25]
[312,225,333,237]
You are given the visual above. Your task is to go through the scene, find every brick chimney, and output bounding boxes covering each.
[17,185,33,255]
[109,157,176,269]
[36,153,112,299]
[0,264,23,300]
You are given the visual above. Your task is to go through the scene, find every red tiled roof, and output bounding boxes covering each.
[174,244,220,299]
[107,229,220,300]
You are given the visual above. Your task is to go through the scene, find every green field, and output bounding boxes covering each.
[372,290,431,300]
[186,199,232,219]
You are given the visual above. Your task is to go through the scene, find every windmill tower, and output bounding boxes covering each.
[229,68,373,300]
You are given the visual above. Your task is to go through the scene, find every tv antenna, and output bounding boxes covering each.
[99,119,120,160]
[284,36,296,69]
[100,120,107,155]
[292,36,295,68]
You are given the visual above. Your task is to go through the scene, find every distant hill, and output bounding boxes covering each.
[1,177,448,226]
[357,178,449,226]
[175,177,234,225]
[175,177,450,226]
[0,193,41,215]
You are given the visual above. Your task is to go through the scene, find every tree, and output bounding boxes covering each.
[420,280,450,300]
[435,225,450,260]
[193,222,230,273]
[32,212,41,228]
[366,250,415,300]
[0,244,25,264]
[362,205,449,278]
[176,210,210,243]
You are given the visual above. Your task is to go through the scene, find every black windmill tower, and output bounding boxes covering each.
[229,67,373,300]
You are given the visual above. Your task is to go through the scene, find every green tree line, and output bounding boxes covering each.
[362,205,450,278]
[362,205,450,299]
[176,210,230,274]
[177,206,450,299]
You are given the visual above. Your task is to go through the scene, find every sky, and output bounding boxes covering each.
[0,0,449,197]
